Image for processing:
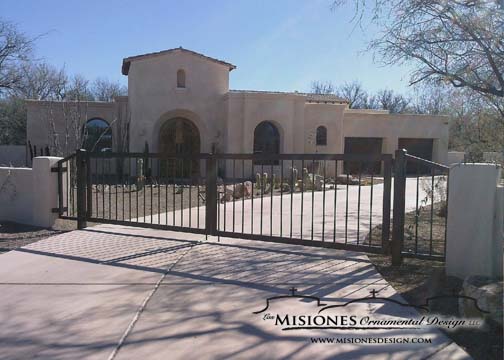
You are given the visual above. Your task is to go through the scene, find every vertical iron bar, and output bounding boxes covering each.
[430,168,434,256]
[86,153,92,219]
[443,171,449,258]
[280,159,284,238]
[197,159,200,229]
[180,159,184,226]
[391,149,407,265]
[205,156,218,236]
[233,159,236,232]
[94,157,98,218]
[115,158,118,221]
[65,159,69,217]
[251,160,254,234]
[333,160,338,243]
[311,159,315,241]
[270,162,273,237]
[260,163,264,236]
[369,167,374,246]
[300,159,304,240]
[290,159,294,239]
[57,161,63,216]
[382,157,392,253]
[242,159,245,234]
[172,158,176,226]
[108,158,112,220]
[189,159,192,227]
[166,159,169,226]
[68,158,71,217]
[223,160,226,232]
[122,158,125,221]
[345,172,349,244]
[128,157,131,221]
[158,159,161,225]
[357,163,362,244]
[102,157,105,219]
[322,160,326,242]
[136,158,139,223]
[150,157,153,224]
[76,149,87,229]
[415,162,420,254]
[143,158,146,223]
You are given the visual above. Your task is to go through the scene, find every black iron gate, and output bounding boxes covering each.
[54,149,449,264]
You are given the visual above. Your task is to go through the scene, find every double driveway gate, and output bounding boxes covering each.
[54,150,450,264]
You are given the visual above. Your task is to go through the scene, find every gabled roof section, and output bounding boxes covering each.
[122,47,236,75]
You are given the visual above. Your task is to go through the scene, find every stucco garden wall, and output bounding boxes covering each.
[0,167,33,224]
[446,164,503,278]
[0,157,61,228]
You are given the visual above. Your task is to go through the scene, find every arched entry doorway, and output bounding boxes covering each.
[159,117,201,177]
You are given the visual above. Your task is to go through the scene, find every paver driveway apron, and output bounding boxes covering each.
[0,226,469,359]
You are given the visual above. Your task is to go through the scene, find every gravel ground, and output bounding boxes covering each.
[0,222,67,253]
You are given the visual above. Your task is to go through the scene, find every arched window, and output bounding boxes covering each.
[83,118,112,152]
[316,126,327,146]
[253,121,280,165]
[177,69,186,88]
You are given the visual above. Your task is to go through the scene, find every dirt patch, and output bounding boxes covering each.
[367,201,447,257]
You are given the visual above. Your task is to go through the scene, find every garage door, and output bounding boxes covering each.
[398,138,434,174]
[344,137,383,174]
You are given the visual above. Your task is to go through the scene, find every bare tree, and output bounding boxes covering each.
[372,89,410,113]
[410,82,451,115]
[13,62,67,100]
[64,74,93,101]
[0,96,25,144]
[335,81,369,108]
[92,78,127,102]
[0,19,34,93]
[311,80,335,94]
[332,1,504,99]
[43,100,90,156]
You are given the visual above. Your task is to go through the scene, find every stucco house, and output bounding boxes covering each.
[26,47,448,176]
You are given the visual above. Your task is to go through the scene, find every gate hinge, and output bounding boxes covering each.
[51,167,67,173]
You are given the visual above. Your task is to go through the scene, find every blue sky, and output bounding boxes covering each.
[0,0,414,93]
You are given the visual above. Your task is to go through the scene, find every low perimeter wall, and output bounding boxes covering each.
[446,163,503,278]
[0,157,62,228]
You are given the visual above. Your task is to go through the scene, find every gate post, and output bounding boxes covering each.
[391,149,407,265]
[76,149,88,229]
[381,155,392,253]
[205,155,218,236]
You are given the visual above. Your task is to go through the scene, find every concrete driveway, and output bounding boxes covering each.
[136,177,442,245]
[0,224,468,360]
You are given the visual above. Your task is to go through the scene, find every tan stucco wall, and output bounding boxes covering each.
[127,51,230,153]
[343,111,449,164]
[24,49,450,176]
[26,100,121,156]
[224,92,306,155]
[304,103,346,154]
